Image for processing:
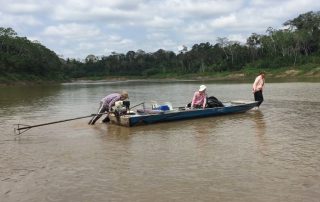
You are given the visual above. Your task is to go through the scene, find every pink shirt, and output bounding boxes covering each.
[191,91,207,108]
[252,75,265,93]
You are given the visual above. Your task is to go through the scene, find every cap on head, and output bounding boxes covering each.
[199,85,206,92]
[121,91,129,99]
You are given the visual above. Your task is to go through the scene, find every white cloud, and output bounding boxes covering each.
[162,0,244,17]
[0,13,42,27]
[144,16,181,29]
[1,1,47,14]
[38,22,135,58]
[5,3,39,13]
[210,14,238,28]
[1,0,320,58]
[42,24,101,39]
[228,34,247,43]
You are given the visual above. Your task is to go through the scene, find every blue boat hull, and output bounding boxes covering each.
[109,100,258,127]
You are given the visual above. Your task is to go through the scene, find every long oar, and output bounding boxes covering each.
[14,112,108,135]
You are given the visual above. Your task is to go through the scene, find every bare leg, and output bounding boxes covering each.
[89,102,107,125]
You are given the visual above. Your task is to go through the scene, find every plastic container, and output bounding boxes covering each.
[159,105,170,111]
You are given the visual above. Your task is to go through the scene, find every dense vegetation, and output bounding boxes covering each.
[0,27,64,83]
[1,11,320,83]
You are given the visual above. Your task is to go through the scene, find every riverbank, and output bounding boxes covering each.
[74,66,320,83]
[1,66,319,86]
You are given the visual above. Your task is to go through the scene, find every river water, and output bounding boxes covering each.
[0,80,319,202]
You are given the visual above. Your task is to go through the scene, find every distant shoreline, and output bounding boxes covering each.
[67,68,320,84]
[1,67,319,86]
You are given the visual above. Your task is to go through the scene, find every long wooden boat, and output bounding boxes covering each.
[109,100,258,127]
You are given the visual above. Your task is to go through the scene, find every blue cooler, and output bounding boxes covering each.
[159,105,170,111]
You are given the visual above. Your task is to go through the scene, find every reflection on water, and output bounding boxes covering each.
[1,81,320,202]
[252,110,268,156]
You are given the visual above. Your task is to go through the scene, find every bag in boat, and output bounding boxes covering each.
[206,96,224,108]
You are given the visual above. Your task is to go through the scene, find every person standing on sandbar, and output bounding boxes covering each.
[252,72,265,108]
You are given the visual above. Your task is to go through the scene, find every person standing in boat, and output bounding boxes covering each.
[191,85,207,109]
[88,91,129,125]
[252,72,265,108]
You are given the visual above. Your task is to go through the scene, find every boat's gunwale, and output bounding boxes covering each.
[109,100,258,127]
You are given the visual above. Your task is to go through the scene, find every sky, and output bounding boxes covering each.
[1,0,320,59]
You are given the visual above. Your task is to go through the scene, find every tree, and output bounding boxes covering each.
[0,27,17,37]
[247,33,261,61]
[216,37,230,61]
[284,11,320,52]
[85,54,98,63]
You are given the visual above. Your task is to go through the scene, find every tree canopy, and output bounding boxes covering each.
[0,28,63,81]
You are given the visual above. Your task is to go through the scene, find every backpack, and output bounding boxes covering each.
[206,96,224,108]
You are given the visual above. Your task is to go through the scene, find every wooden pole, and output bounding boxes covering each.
[14,112,108,135]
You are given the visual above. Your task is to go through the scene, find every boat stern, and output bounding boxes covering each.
[109,113,131,127]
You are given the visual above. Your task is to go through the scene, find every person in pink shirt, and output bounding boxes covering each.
[252,72,265,108]
[191,85,207,109]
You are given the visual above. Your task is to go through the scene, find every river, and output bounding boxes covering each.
[1,80,319,202]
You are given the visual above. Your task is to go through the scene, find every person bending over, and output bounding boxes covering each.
[88,91,129,125]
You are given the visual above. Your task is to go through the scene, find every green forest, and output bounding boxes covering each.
[1,11,320,84]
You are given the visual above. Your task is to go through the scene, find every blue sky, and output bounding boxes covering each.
[1,0,320,59]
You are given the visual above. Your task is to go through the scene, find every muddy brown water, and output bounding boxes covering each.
[1,80,320,202]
